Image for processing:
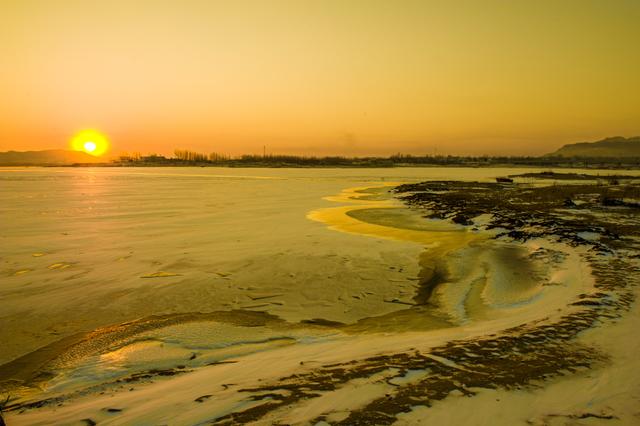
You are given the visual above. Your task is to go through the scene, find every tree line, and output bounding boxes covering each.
[111,149,640,168]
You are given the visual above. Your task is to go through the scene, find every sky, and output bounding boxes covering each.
[1,0,639,157]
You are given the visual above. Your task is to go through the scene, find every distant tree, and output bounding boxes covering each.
[209,152,228,162]
[174,149,208,162]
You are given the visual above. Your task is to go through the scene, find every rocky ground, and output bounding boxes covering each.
[395,177,640,253]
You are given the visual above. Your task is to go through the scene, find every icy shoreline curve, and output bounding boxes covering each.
[6,178,638,425]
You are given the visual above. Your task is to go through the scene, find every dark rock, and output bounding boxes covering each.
[496,177,514,183]
[451,214,472,225]
[194,395,212,403]
[602,197,625,207]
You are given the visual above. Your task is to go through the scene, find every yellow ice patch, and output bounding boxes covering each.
[48,263,71,270]
[141,271,182,278]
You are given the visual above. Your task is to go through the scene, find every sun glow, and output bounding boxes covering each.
[83,141,97,152]
[71,130,109,156]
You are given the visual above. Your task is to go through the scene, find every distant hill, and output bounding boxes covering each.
[547,136,640,158]
[0,149,102,165]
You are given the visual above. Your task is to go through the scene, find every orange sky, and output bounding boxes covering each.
[1,0,639,157]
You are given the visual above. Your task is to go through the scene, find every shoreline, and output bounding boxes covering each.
[3,162,640,170]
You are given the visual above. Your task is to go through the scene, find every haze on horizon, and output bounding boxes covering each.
[1,0,638,158]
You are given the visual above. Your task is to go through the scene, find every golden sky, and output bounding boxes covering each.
[1,0,638,157]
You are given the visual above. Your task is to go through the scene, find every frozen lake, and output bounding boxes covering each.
[3,166,640,425]
[0,166,539,364]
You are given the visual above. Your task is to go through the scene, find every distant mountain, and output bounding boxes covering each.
[547,136,640,158]
[0,149,102,165]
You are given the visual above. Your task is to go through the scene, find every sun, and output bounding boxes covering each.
[83,141,97,152]
[70,129,109,156]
